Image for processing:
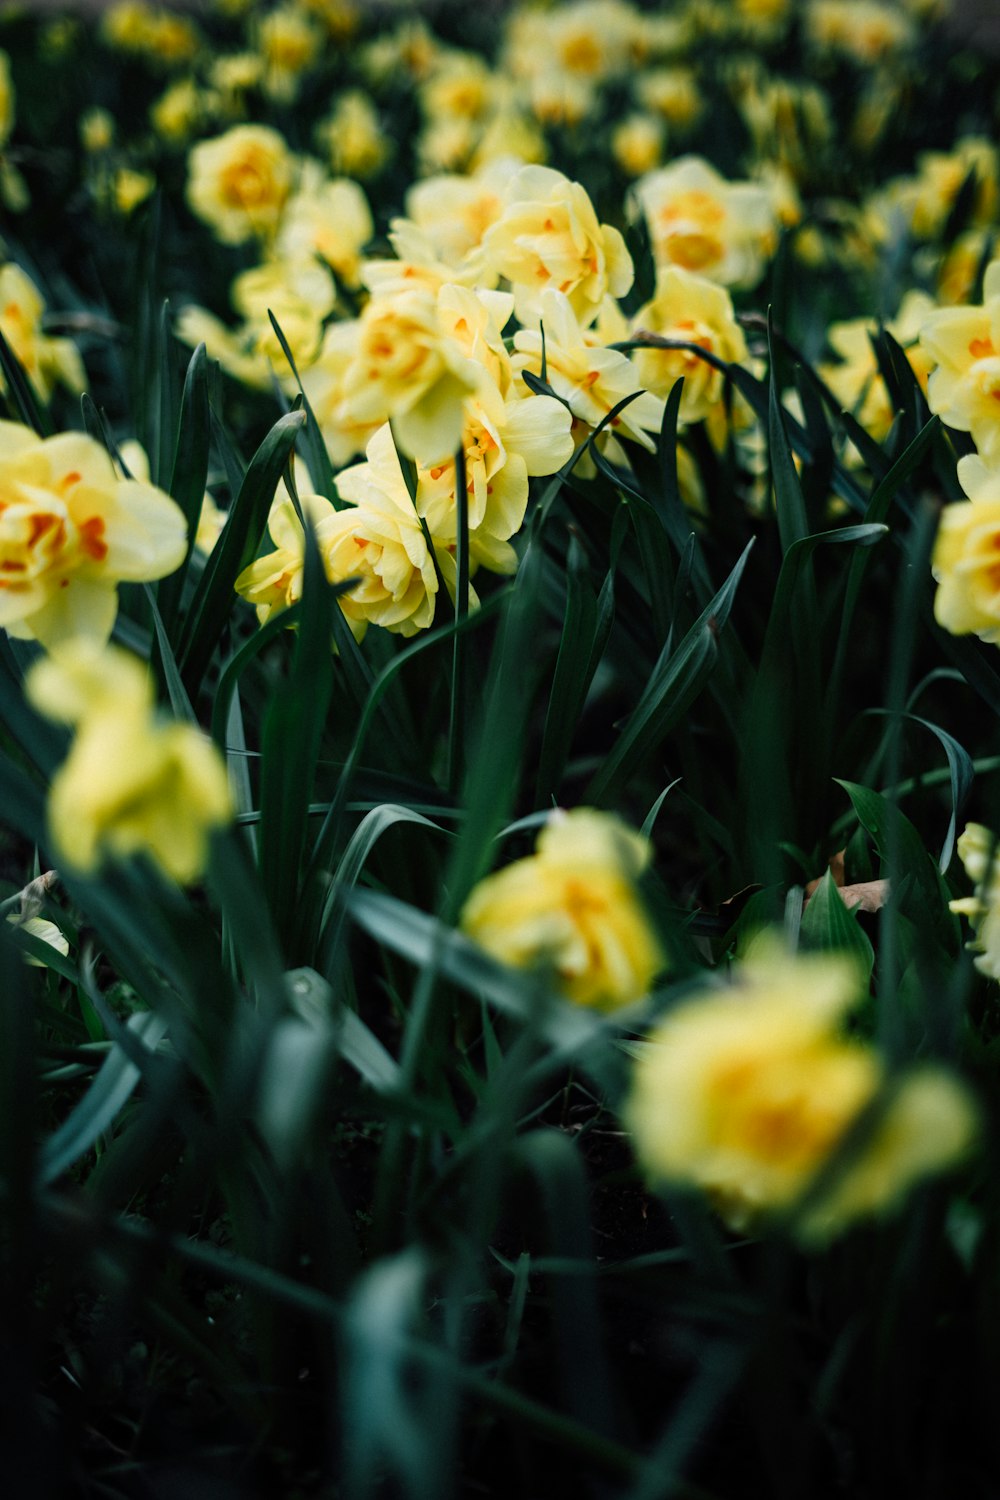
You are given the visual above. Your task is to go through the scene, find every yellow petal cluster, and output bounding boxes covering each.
[0,264,86,404]
[460,808,665,1012]
[187,124,293,246]
[950,823,1000,978]
[627,940,977,1241]
[0,421,187,649]
[482,164,634,329]
[932,455,1000,643]
[919,260,1000,466]
[26,642,232,886]
[633,155,778,290]
[631,266,748,425]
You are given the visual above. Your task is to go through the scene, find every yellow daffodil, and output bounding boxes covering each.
[627,939,977,1241]
[931,453,1000,642]
[920,260,1000,466]
[26,642,232,885]
[461,807,665,1012]
[633,154,778,290]
[186,124,293,246]
[0,264,85,404]
[630,266,748,426]
[482,164,634,329]
[0,422,186,649]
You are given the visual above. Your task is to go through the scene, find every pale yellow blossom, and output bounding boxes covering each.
[462,807,664,1011]
[633,155,779,289]
[630,266,748,426]
[27,642,231,885]
[628,939,976,1240]
[0,264,86,403]
[0,422,187,649]
[483,164,633,328]
[187,124,293,246]
[920,260,1000,465]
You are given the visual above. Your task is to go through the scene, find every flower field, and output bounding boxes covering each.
[3,0,1000,1493]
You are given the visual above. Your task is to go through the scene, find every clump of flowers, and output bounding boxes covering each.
[627,939,977,1242]
[460,807,665,1012]
[26,641,232,885]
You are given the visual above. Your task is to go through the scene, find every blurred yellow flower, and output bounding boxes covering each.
[805,0,915,63]
[633,155,778,289]
[317,91,390,180]
[631,266,748,425]
[235,490,337,627]
[256,5,321,102]
[0,421,186,649]
[187,124,293,246]
[627,940,977,1240]
[276,164,373,289]
[931,453,1000,643]
[636,67,703,130]
[79,107,114,153]
[0,263,86,403]
[611,114,665,178]
[151,77,202,143]
[26,642,231,885]
[112,167,155,217]
[461,808,664,1011]
[950,822,1000,978]
[820,289,935,453]
[482,164,633,329]
[920,260,1000,466]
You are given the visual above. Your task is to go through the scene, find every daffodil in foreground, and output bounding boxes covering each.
[627,939,977,1243]
[460,808,665,1011]
[26,642,232,885]
[0,421,187,648]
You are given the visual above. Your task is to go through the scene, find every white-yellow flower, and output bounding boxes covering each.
[187,124,293,246]
[482,164,634,329]
[461,807,665,1012]
[26,641,232,885]
[633,155,779,289]
[0,422,187,648]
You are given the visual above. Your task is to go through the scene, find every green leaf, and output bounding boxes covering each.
[257,521,335,950]
[267,310,338,504]
[37,1010,169,1186]
[178,408,306,693]
[799,869,875,978]
[768,316,810,553]
[157,341,212,631]
[536,537,614,805]
[835,779,958,949]
[345,888,612,1058]
[318,803,450,973]
[587,538,754,804]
